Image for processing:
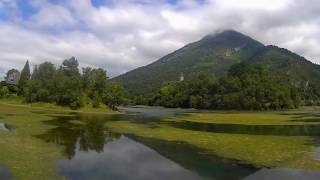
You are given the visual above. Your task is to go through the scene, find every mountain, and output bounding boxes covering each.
[249,45,320,84]
[248,45,320,101]
[113,30,320,96]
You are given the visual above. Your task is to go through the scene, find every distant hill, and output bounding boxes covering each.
[113,30,320,96]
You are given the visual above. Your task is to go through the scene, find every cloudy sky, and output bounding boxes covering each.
[0,0,319,79]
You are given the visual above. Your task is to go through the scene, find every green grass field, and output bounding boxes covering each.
[0,104,64,180]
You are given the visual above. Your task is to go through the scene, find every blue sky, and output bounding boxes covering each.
[0,0,200,20]
[0,0,319,79]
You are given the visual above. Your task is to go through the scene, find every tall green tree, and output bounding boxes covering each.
[25,62,56,103]
[61,57,80,76]
[18,60,31,95]
[83,68,109,107]
[102,82,127,110]
[54,57,82,109]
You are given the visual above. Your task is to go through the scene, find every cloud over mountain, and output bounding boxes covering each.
[0,0,319,78]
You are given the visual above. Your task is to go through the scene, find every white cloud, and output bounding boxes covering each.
[28,3,76,28]
[0,0,320,80]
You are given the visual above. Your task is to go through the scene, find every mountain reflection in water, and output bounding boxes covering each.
[36,113,256,180]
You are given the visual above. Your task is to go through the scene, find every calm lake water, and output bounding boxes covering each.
[0,164,12,180]
[30,107,320,180]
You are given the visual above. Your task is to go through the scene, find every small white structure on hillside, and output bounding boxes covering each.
[180,73,184,81]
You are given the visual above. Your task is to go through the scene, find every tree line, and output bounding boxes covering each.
[0,57,127,110]
[1,59,317,110]
[137,63,303,110]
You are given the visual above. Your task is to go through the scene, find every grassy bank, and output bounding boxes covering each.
[166,108,320,125]
[0,105,64,180]
[0,103,119,180]
[0,97,117,114]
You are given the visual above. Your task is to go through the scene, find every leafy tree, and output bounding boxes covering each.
[51,69,81,109]
[54,57,82,109]
[82,68,109,107]
[18,60,31,95]
[25,62,56,103]
[0,86,9,98]
[61,57,80,76]
[102,82,127,110]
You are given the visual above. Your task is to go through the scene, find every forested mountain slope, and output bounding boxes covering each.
[114,30,264,95]
[114,30,320,98]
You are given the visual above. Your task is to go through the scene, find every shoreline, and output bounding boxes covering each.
[0,101,121,115]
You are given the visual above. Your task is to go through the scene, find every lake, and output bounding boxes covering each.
[1,105,320,179]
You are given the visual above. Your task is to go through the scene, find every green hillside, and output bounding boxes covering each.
[114,30,264,95]
[249,45,320,103]
[114,30,320,99]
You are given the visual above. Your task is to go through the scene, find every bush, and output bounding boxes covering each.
[0,86,9,98]
[7,85,19,93]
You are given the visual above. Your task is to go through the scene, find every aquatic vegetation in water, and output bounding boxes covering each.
[105,109,320,170]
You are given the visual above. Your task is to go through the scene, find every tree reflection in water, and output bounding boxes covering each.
[36,115,120,159]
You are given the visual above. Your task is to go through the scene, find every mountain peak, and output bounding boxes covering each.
[203,30,245,39]
[200,30,263,49]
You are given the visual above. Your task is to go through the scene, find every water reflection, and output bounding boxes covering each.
[119,106,189,118]
[36,117,119,159]
[35,109,320,180]
[37,114,257,180]
[57,136,209,180]
[242,168,320,180]
[0,165,12,180]
[169,121,320,136]
[130,135,257,180]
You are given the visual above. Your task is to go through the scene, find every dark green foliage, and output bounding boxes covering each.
[53,70,82,110]
[133,95,150,105]
[61,57,80,76]
[150,63,301,110]
[0,86,9,97]
[6,85,19,93]
[102,82,128,110]
[20,57,127,109]
[25,62,56,103]
[216,64,301,110]
[18,60,31,96]
[55,58,82,109]
[249,45,320,105]
[82,67,109,107]
[0,81,6,87]
[81,67,128,109]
